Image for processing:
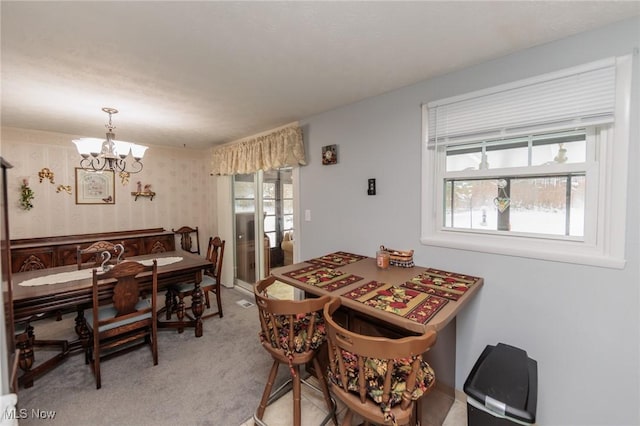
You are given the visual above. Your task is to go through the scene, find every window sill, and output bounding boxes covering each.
[420,231,626,269]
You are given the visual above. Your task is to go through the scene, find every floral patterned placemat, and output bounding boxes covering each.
[306,251,368,268]
[282,264,363,292]
[342,281,448,324]
[403,268,481,301]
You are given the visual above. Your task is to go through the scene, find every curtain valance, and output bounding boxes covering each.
[210,125,306,175]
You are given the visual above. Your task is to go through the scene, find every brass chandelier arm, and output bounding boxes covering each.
[125,159,144,174]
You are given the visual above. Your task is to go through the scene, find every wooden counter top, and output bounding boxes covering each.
[272,255,483,335]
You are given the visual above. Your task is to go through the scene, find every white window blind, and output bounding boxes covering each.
[427,58,616,147]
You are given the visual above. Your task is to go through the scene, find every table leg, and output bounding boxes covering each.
[155,271,204,337]
[191,282,204,338]
[164,289,177,320]
[176,295,186,333]
[16,321,70,389]
[15,330,34,388]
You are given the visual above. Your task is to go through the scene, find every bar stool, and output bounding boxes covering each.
[323,298,437,426]
[253,276,337,426]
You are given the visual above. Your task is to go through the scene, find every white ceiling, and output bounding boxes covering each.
[1,1,638,149]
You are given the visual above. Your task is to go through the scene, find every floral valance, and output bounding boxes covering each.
[210,125,306,175]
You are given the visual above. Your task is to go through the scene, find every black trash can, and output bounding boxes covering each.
[464,343,538,425]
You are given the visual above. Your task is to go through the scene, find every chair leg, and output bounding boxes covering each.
[341,410,353,426]
[292,365,301,426]
[151,324,158,366]
[215,287,223,318]
[256,360,280,420]
[93,338,101,389]
[201,287,224,320]
[313,357,338,425]
[414,400,422,426]
[204,289,211,309]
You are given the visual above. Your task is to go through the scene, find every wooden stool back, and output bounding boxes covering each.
[324,298,437,426]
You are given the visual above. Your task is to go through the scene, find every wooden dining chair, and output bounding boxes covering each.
[172,225,200,255]
[77,240,124,270]
[163,236,225,323]
[253,276,337,426]
[75,240,126,355]
[323,298,437,426]
[84,260,158,389]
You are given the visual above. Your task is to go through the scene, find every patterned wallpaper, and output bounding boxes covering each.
[1,127,217,251]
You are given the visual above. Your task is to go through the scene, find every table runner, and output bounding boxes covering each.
[18,269,92,287]
[342,280,448,324]
[18,257,184,287]
[305,251,367,268]
[282,264,363,292]
[402,268,480,301]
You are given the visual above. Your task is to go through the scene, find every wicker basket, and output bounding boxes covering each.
[379,245,415,268]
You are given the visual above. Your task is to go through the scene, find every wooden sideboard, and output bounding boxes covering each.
[10,228,176,273]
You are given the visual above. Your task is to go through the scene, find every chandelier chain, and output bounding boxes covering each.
[102,107,118,132]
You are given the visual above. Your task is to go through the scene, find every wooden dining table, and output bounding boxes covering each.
[11,250,212,387]
[271,251,484,426]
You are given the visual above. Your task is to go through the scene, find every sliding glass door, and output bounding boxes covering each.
[233,168,293,291]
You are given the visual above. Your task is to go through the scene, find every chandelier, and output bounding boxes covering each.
[72,107,148,174]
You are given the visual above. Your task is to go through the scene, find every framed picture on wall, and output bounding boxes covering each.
[75,168,115,204]
[322,144,338,165]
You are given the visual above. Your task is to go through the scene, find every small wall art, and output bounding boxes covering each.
[322,144,337,165]
[75,168,115,204]
[19,178,35,210]
[38,167,55,184]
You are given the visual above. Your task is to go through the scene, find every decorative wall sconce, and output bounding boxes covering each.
[20,178,35,210]
[56,185,72,194]
[38,168,55,184]
[131,181,155,201]
[119,171,130,186]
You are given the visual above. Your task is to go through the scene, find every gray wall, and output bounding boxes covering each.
[298,18,640,425]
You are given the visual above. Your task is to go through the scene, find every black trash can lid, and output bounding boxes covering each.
[464,343,537,424]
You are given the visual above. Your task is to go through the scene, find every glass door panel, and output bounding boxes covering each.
[263,168,293,268]
[233,174,258,289]
[233,168,294,291]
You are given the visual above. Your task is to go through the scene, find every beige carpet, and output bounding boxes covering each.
[15,286,290,426]
[16,283,468,426]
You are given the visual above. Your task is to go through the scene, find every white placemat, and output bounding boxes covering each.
[18,256,184,287]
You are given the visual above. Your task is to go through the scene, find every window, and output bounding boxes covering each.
[263,168,293,249]
[421,55,632,268]
[443,129,589,238]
